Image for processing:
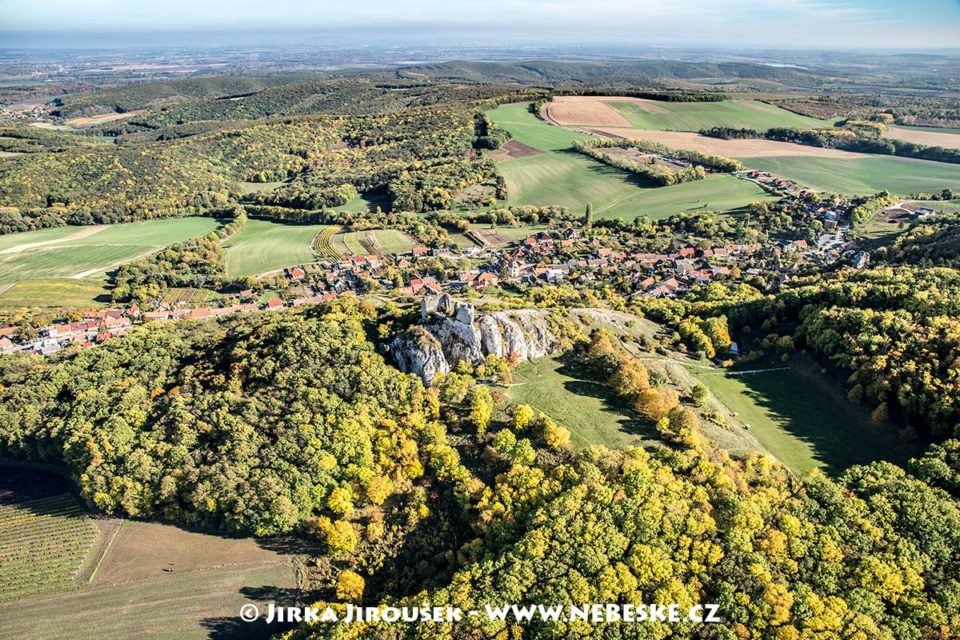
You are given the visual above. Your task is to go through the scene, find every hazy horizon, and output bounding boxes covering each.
[2,0,959,51]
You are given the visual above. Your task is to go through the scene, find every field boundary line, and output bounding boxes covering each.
[86,520,123,584]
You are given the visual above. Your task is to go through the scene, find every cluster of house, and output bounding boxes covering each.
[1,308,137,356]
[0,289,354,356]
[738,170,803,195]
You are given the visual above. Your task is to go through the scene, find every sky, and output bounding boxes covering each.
[1,0,959,49]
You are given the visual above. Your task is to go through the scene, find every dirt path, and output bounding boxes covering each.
[0,226,107,256]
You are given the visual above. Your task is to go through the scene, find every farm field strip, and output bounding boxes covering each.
[488,102,776,220]
[0,218,222,284]
[585,127,867,159]
[887,125,960,149]
[0,278,112,309]
[222,219,331,277]
[336,229,415,256]
[740,155,960,195]
[608,98,836,132]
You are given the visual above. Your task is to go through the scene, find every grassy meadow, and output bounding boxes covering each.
[0,218,222,284]
[507,355,657,449]
[691,353,921,474]
[0,279,112,309]
[498,152,772,220]
[741,155,960,195]
[610,99,836,132]
[222,219,328,277]
[486,103,590,150]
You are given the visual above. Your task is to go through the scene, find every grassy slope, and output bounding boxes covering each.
[740,155,960,195]
[0,279,112,309]
[611,99,835,132]
[691,353,921,474]
[488,104,773,220]
[486,103,589,150]
[0,218,221,283]
[0,226,81,253]
[507,355,657,450]
[499,152,772,220]
[222,219,328,277]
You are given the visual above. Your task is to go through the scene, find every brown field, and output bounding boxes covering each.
[543,97,632,127]
[587,127,867,159]
[93,521,290,584]
[543,96,670,127]
[489,139,542,160]
[887,126,960,150]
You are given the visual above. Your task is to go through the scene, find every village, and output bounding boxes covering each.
[0,188,886,358]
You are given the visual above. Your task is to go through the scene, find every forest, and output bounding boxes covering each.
[0,301,957,639]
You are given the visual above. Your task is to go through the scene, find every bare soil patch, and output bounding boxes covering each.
[467,228,510,247]
[887,126,960,150]
[489,139,543,160]
[65,110,147,129]
[544,97,633,127]
[589,127,867,159]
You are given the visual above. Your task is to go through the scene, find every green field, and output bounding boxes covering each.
[0,494,99,602]
[692,354,921,474]
[222,219,329,277]
[908,199,960,213]
[333,190,389,213]
[338,229,415,255]
[488,103,774,219]
[0,226,81,253]
[0,218,222,284]
[741,155,960,195]
[0,279,112,309]
[507,355,657,449]
[487,103,590,150]
[610,99,836,132]
[499,152,773,220]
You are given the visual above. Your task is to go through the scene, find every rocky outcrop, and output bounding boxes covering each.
[390,326,449,386]
[390,294,559,384]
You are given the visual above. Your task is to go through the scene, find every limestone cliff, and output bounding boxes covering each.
[390,294,558,384]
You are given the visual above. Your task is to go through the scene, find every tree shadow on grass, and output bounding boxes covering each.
[721,355,922,474]
[553,353,660,445]
[556,148,662,189]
